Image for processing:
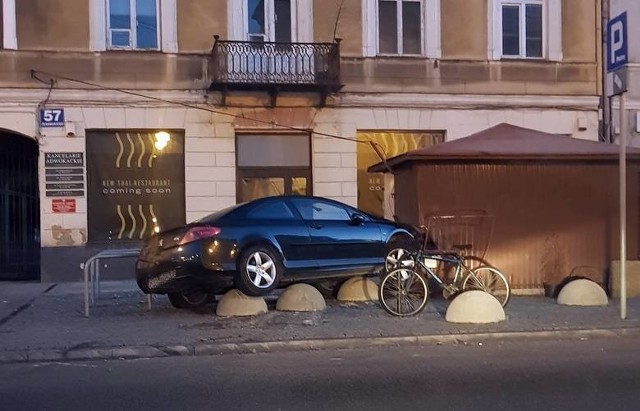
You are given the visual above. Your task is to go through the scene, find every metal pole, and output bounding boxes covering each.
[620,92,627,319]
[83,259,90,317]
[602,0,611,142]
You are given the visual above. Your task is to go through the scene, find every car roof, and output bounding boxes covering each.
[194,195,378,223]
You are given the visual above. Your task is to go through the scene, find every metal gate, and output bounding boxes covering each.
[0,133,40,280]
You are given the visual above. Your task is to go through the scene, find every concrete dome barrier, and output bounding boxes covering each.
[556,279,608,306]
[336,276,379,302]
[276,283,326,312]
[445,290,506,324]
[216,289,268,317]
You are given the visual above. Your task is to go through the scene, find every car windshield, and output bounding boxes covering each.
[193,203,246,223]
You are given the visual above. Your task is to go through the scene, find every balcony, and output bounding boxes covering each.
[209,36,342,106]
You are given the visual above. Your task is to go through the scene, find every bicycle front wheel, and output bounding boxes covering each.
[462,266,511,307]
[379,268,428,316]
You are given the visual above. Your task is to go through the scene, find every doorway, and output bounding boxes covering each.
[0,132,40,280]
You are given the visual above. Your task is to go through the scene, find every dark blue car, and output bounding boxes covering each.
[136,195,414,308]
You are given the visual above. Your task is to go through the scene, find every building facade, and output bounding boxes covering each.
[0,0,602,283]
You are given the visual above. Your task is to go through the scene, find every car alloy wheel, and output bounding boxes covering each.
[237,245,282,296]
[384,236,418,272]
[385,247,416,272]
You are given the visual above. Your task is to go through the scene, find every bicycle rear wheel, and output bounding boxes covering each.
[462,266,511,307]
[461,255,492,270]
[379,268,428,316]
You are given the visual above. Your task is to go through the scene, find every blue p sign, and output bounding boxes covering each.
[607,12,628,72]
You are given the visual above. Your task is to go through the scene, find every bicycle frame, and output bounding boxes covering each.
[406,250,472,292]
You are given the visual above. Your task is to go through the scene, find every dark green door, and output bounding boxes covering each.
[0,133,40,280]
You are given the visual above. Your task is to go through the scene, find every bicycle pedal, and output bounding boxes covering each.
[442,285,458,299]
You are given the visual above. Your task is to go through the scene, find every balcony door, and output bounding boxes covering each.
[230,0,312,42]
[248,0,291,43]
[246,0,303,80]
[227,0,313,81]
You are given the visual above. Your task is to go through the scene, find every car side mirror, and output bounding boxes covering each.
[350,213,365,225]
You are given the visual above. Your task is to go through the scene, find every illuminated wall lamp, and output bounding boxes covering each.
[154,131,170,150]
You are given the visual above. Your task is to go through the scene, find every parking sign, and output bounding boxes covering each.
[607,12,628,72]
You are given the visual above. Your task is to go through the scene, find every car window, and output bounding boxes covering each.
[291,198,350,221]
[247,201,296,220]
[194,203,245,223]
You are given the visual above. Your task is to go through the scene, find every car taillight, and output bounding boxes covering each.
[178,227,221,245]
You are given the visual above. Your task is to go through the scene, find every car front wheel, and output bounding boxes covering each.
[236,245,283,296]
[384,236,417,273]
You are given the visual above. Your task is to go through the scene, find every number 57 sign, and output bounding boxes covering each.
[40,108,65,127]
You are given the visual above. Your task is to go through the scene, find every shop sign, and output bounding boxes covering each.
[44,152,85,197]
[52,198,76,213]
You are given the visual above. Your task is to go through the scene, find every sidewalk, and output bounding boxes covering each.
[1,280,640,364]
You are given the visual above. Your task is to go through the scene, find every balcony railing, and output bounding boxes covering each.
[209,35,342,105]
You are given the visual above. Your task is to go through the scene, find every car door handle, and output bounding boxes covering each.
[310,223,323,229]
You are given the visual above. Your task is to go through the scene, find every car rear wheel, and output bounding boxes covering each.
[167,289,212,309]
[313,279,346,299]
[236,245,283,296]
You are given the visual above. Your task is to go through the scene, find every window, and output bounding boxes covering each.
[228,0,313,42]
[2,0,18,50]
[236,134,311,203]
[378,0,421,54]
[90,0,177,52]
[107,0,158,49]
[489,0,562,61]
[501,0,541,58]
[1,3,4,49]
[363,0,440,57]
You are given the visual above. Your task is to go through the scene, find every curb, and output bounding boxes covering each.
[2,326,640,364]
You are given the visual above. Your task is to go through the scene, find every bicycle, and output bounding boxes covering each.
[379,243,511,317]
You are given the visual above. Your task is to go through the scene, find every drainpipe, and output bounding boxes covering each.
[601,0,611,142]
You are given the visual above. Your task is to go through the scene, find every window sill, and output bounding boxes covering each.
[374,53,430,59]
[106,47,162,52]
[499,56,545,61]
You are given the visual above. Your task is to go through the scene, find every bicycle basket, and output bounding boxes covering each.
[422,210,494,260]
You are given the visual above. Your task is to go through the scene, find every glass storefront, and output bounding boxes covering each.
[236,133,311,202]
[86,130,186,242]
[356,130,445,217]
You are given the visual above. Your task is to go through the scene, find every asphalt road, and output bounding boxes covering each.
[1,335,640,411]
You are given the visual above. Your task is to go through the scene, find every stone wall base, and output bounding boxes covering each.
[609,260,640,298]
